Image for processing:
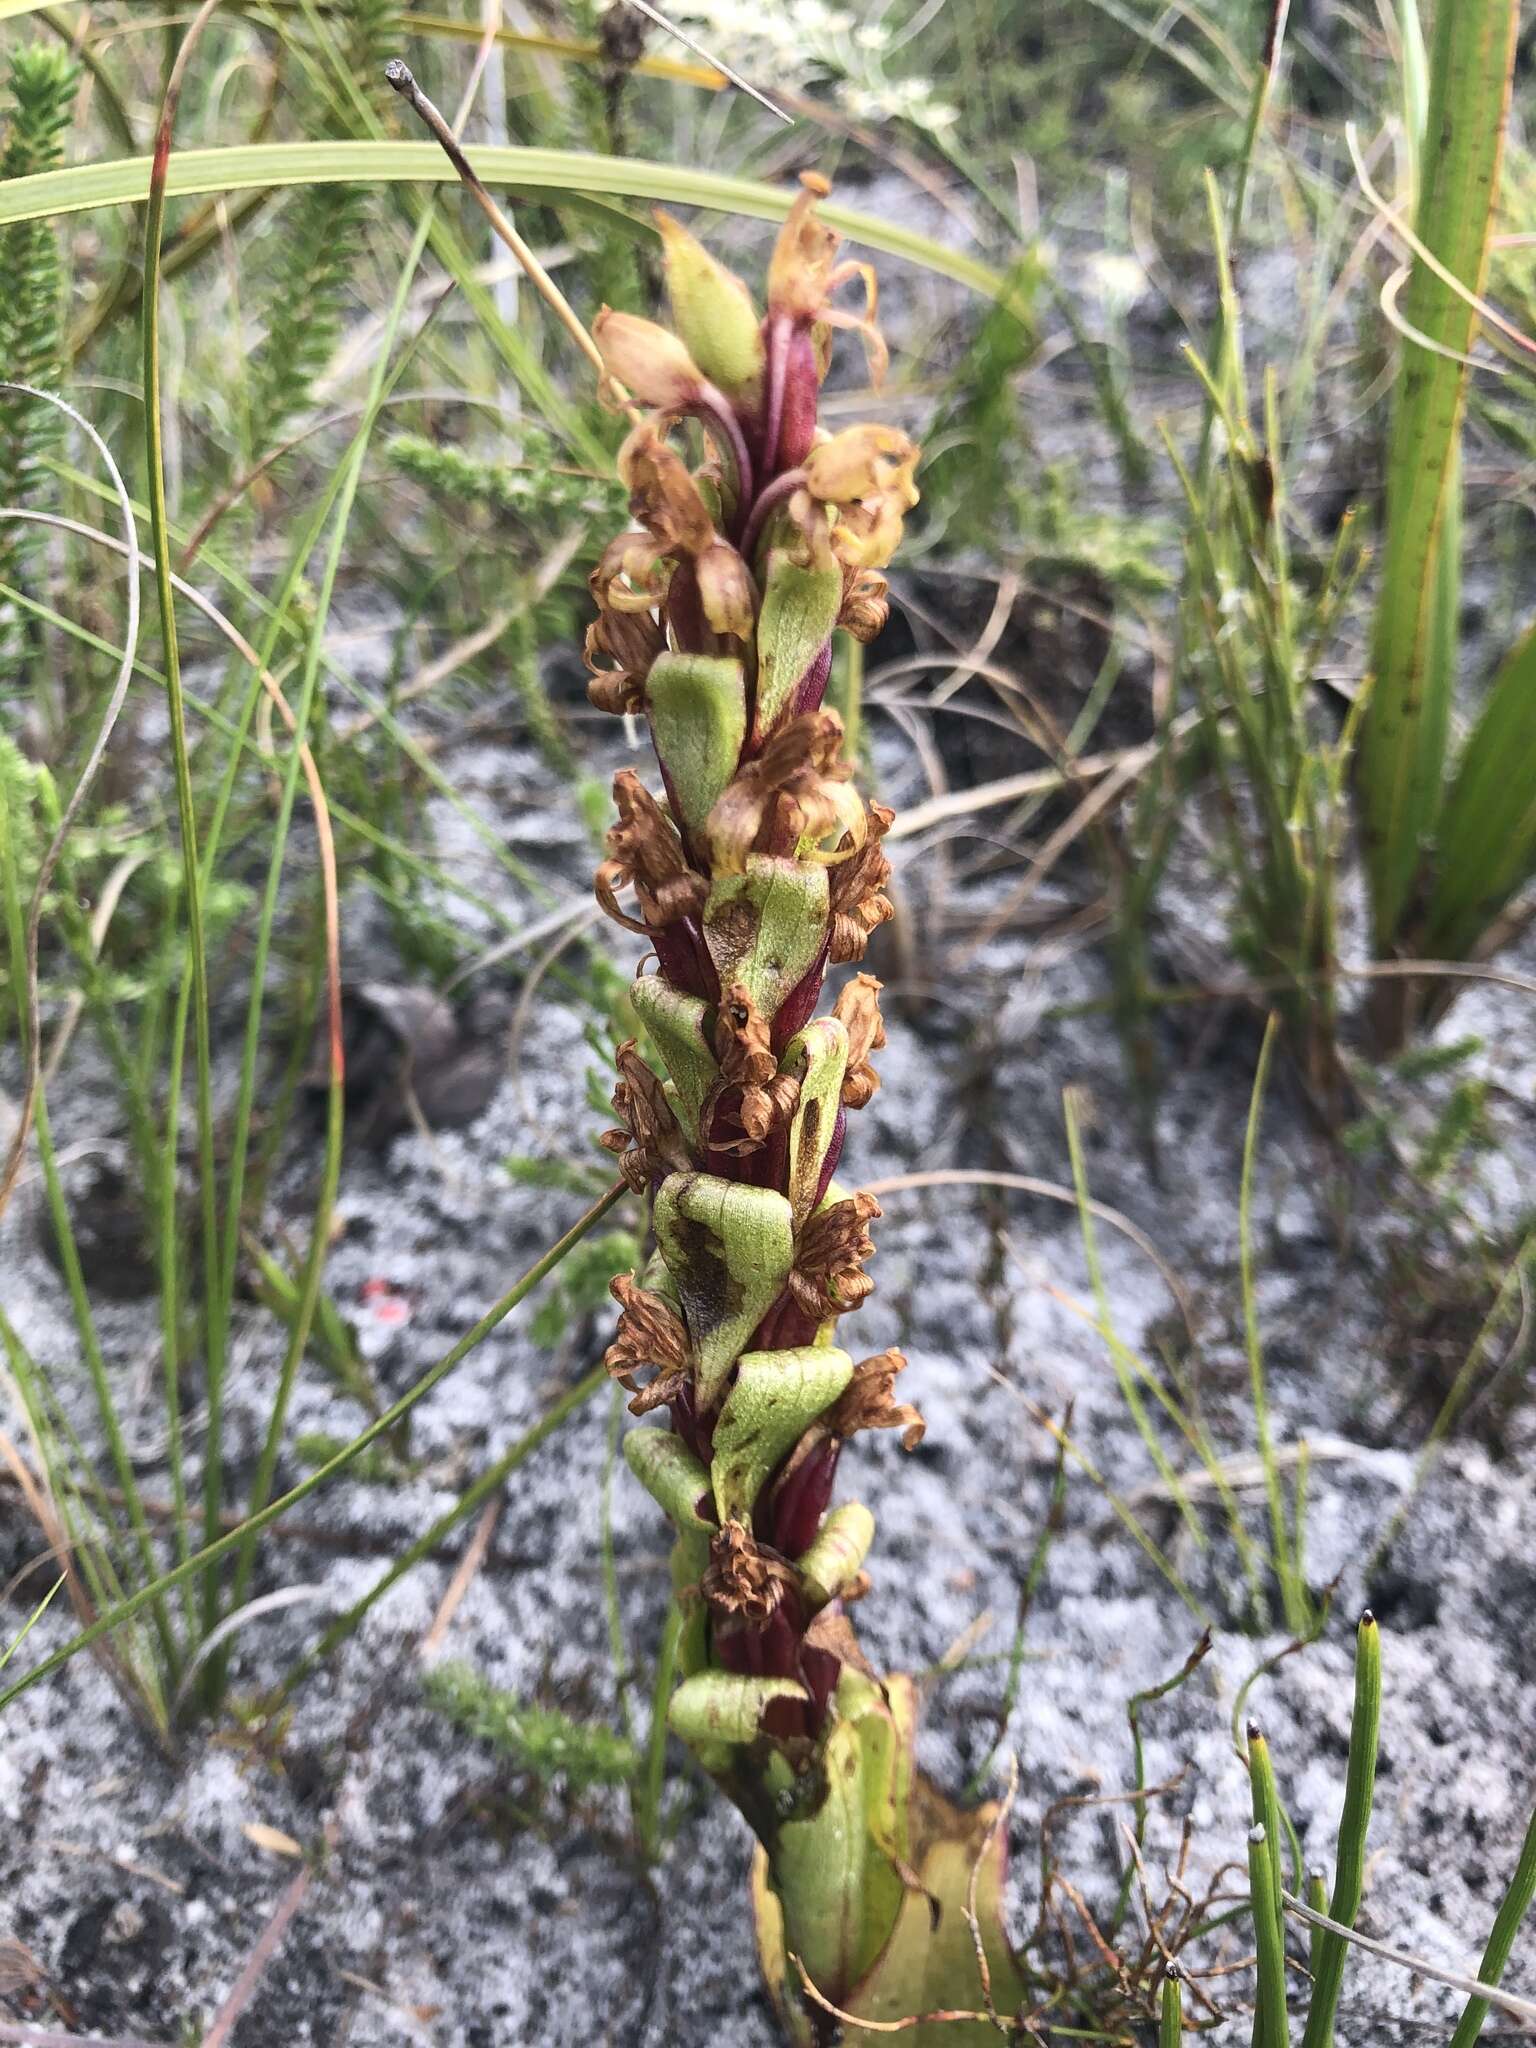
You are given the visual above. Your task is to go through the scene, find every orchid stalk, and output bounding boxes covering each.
[586,182,1024,2044]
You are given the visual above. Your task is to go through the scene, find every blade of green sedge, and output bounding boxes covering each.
[1246,1725,1287,1953]
[1249,1823,1291,2048]
[1448,1802,1536,2048]
[1160,1969,1184,2047]
[1299,1613,1381,2048]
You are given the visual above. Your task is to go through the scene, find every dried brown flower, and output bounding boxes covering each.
[839,566,890,644]
[828,801,895,963]
[706,981,801,1152]
[583,558,666,714]
[707,711,862,871]
[704,1520,794,1625]
[603,1272,692,1414]
[787,1191,881,1322]
[827,1348,925,1451]
[601,1040,691,1192]
[595,770,709,936]
[832,972,885,1110]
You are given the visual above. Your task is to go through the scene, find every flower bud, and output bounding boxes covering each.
[657,210,766,407]
[696,540,757,642]
[594,307,703,411]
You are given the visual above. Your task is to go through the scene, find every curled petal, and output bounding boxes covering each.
[829,801,895,963]
[619,421,717,557]
[832,972,885,1109]
[803,425,919,511]
[767,171,840,325]
[840,567,890,643]
[787,1190,881,1322]
[828,1348,925,1450]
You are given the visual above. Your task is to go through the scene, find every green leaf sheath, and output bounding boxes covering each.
[1358,0,1519,946]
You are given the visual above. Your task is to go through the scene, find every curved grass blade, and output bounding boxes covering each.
[0,141,1008,300]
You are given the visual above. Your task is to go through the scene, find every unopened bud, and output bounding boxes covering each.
[657,211,765,407]
[594,307,703,411]
[696,540,757,642]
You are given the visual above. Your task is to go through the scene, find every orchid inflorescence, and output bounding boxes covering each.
[582,179,994,2018]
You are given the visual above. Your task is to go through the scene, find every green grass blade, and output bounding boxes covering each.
[1160,1968,1184,2047]
[1240,1015,1307,1632]
[0,141,1008,300]
[1248,1822,1291,2048]
[1424,619,1536,960]
[1299,1612,1382,2048]
[0,1183,626,1718]
[0,1569,64,1673]
[638,1602,684,1862]
[1358,0,1519,947]
[1246,1723,1287,1954]
[140,52,227,1646]
[1448,1801,1536,2048]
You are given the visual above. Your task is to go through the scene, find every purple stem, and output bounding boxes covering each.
[791,640,834,720]
[695,381,754,523]
[739,466,808,569]
[759,313,791,480]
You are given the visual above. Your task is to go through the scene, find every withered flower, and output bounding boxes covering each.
[620,421,716,558]
[603,1273,692,1415]
[704,1520,794,1625]
[584,558,666,715]
[706,981,801,1151]
[600,1040,691,1192]
[840,566,890,644]
[707,711,865,872]
[827,1347,926,1451]
[787,1190,881,1322]
[595,770,708,935]
[832,973,886,1110]
[800,425,921,573]
[828,801,896,963]
[767,172,889,386]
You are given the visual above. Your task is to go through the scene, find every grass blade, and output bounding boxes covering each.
[1160,1966,1184,2047]
[275,1365,608,1704]
[1357,0,1519,947]
[0,141,1009,301]
[1423,619,1536,962]
[1246,1723,1287,1954]
[1249,1822,1291,2048]
[1299,1612,1382,2048]
[1448,1801,1536,2048]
